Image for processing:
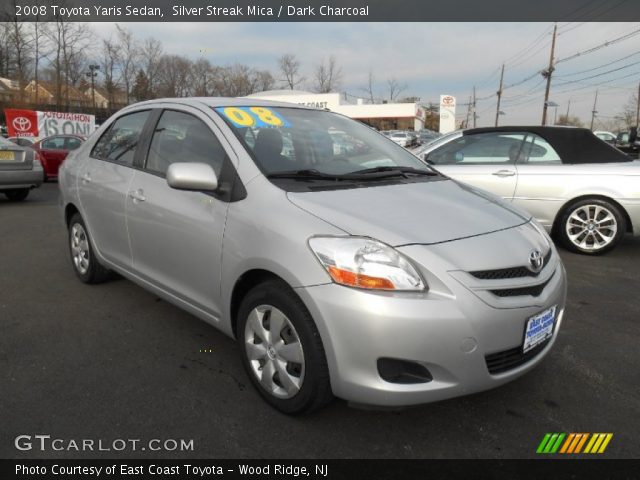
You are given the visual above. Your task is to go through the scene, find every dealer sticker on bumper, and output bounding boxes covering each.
[523,305,557,353]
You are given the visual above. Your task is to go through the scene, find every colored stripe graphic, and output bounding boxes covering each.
[538,433,613,454]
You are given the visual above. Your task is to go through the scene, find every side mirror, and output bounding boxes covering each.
[166,162,218,192]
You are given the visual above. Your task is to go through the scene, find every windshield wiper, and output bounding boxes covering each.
[267,169,355,181]
[350,166,438,177]
[267,166,439,182]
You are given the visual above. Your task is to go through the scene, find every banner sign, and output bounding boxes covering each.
[439,95,456,134]
[4,109,95,139]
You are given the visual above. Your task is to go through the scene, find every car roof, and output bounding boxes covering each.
[127,97,316,110]
[460,125,631,164]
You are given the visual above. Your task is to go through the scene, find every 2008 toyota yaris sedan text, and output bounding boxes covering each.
[59,98,567,414]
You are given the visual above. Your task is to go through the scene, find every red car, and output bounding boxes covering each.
[32,134,85,181]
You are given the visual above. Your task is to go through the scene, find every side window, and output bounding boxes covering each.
[91,110,150,166]
[428,132,526,165]
[145,110,227,177]
[42,137,66,149]
[519,134,562,164]
[65,137,82,150]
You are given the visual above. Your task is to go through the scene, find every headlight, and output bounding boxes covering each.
[308,236,426,291]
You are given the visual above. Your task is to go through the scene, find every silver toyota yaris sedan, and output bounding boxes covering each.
[59,98,567,414]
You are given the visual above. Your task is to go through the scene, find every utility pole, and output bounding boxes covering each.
[495,63,505,127]
[565,99,571,119]
[541,23,558,126]
[590,90,599,131]
[85,64,100,112]
[465,95,472,128]
[472,86,477,128]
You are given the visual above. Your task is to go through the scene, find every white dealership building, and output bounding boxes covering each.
[247,90,427,131]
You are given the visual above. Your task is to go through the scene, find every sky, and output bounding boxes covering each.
[90,22,640,129]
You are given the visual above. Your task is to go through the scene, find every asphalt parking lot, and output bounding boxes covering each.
[2,183,639,459]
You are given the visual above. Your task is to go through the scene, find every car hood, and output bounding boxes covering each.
[286,179,530,246]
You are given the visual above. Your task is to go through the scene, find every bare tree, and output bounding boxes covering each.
[312,55,342,93]
[46,15,91,109]
[8,1,34,100]
[100,38,121,108]
[252,69,276,92]
[189,58,214,96]
[619,92,639,129]
[31,19,51,105]
[141,37,163,97]
[115,24,140,104]
[278,53,304,90]
[156,54,191,97]
[360,70,376,104]
[387,77,407,102]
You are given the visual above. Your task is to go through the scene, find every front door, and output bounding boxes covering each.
[427,131,526,201]
[125,108,233,318]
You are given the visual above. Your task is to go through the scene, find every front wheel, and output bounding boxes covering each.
[558,199,626,255]
[68,213,110,283]
[4,189,29,201]
[237,279,333,414]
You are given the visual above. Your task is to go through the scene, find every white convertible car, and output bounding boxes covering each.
[416,126,640,255]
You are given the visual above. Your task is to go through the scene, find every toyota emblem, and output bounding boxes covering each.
[529,250,544,273]
[12,117,31,132]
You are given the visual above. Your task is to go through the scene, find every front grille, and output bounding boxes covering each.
[470,249,552,280]
[485,337,551,374]
[489,272,554,298]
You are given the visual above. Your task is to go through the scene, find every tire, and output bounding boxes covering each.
[4,189,29,201]
[237,279,333,414]
[558,198,626,255]
[68,213,110,284]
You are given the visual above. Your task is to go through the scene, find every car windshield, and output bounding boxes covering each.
[0,136,17,148]
[214,106,432,176]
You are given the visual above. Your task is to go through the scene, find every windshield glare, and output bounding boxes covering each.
[214,106,430,175]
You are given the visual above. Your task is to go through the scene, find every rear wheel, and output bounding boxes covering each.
[237,279,333,414]
[4,189,29,201]
[558,198,625,255]
[68,213,110,283]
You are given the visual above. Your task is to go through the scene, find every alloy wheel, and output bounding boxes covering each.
[565,204,618,252]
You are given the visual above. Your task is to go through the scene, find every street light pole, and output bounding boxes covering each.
[85,64,100,112]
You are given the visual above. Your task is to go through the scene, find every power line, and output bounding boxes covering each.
[554,60,640,86]
[556,26,640,64]
[503,24,554,67]
[555,51,640,77]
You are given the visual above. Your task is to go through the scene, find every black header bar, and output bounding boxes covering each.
[3,0,640,22]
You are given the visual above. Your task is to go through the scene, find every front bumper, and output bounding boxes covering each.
[297,257,567,407]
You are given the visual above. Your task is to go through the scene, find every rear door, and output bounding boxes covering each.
[427,131,525,201]
[125,107,234,318]
[77,109,153,269]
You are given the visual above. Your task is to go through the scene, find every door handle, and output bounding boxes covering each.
[128,189,147,202]
[492,170,515,177]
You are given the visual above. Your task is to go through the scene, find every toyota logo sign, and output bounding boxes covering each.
[12,117,32,132]
[442,96,455,106]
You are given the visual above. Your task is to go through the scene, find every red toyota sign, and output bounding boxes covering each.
[5,109,39,137]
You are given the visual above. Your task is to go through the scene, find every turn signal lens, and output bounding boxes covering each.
[308,236,426,291]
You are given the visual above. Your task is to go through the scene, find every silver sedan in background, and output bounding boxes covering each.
[417,126,640,255]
